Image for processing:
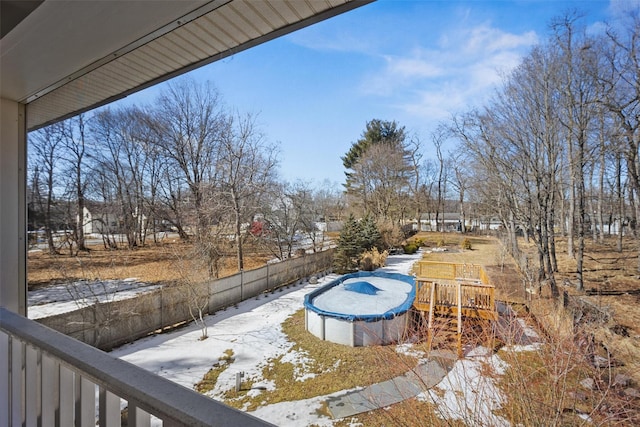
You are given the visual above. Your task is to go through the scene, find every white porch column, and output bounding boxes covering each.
[0,97,27,314]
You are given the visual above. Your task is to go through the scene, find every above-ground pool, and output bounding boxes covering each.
[304,271,415,346]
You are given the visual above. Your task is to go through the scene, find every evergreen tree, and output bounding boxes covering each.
[333,214,363,272]
[333,214,385,272]
[360,214,381,251]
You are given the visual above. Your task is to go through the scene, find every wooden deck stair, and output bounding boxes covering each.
[413,261,498,357]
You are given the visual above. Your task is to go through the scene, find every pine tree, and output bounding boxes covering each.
[360,214,381,251]
[333,214,363,272]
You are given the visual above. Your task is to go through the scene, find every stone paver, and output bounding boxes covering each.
[326,351,456,419]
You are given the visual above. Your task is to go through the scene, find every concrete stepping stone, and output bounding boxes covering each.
[326,356,451,419]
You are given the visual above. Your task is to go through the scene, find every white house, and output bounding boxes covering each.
[416,213,503,232]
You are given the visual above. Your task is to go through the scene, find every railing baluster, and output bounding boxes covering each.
[41,353,59,427]
[59,365,74,427]
[0,332,10,427]
[99,387,121,427]
[75,376,95,427]
[11,336,23,426]
[25,344,40,427]
[128,403,151,427]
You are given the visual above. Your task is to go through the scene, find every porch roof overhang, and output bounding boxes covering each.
[1,0,373,131]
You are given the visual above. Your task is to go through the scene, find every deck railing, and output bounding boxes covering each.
[413,261,497,357]
[415,281,495,311]
[414,261,487,284]
[414,261,496,318]
[0,308,272,427]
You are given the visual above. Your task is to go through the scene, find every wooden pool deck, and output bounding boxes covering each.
[413,261,498,356]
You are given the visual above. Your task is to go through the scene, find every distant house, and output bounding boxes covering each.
[416,213,502,232]
[417,213,465,232]
[83,201,152,237]
[82,201,121,236]
[315,221,343,233]
[475,217,503,232]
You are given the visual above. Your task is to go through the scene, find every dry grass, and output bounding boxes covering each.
[496,319,640,426]
[27,240,272,289]
[195,349,235,394]
[340,399,463,427]
[520,235,640,387]
[30,231,640,424]
[412,232,526,303]
[220,309,419,411]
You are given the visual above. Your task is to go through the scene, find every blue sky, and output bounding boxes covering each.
[122,0,632,186]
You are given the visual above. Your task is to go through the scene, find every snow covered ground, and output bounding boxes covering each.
[30,250,538,425]
[106,250,535,426]
[107,253,423,426]
[28,278,160,319]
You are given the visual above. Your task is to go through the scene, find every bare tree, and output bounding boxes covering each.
[150,77,225,239]
[214,112,279,271]
[294,183,327,253]
[599,15,640,272]
[261,180,326,257]
[91,107,150,249]
[449,150,470,233]
[260,182,300,260]
[29,124,64,254]
[450,41,565,297]
[553,14,600,290]
[60,114,92,253]
[432,128,448,233]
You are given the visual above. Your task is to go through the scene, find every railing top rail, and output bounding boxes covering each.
[0,308,273,427]
[417,281,494,290]
[415,261,479,267]
[415,261,493,286]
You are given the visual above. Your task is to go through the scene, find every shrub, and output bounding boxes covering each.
[359,248,388,271]
[401,224,418,239]
[403,243,419,254]
[461,238,472,250]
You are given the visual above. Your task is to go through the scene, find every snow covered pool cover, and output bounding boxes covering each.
[304,271,415,322]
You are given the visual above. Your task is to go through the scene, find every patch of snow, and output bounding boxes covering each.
[420,348,510,427]
[33,248,527,427]
[28,279,161,319]
[503,342,544,352]
[517,318,540,339]
[396,343,427,359]
[280,349,318,382]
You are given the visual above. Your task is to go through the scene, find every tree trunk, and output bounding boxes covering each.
[233,192,244,271]
[597,124,606,243]
[614,154,623,251]
[575,133,586,292]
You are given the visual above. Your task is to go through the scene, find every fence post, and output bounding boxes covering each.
[160,287,163,331]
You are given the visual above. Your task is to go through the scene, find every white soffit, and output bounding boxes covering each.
[0,0,372,131]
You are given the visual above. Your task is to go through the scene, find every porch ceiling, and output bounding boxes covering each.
[0,0,372,131]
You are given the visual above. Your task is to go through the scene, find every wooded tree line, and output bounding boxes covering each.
[341,118,456,240]
[447,14,640,295]
[30,12,640,291]
[339,13,640,294]
[28,78,345,277]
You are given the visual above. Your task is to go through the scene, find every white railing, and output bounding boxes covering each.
[0,308,273,427]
